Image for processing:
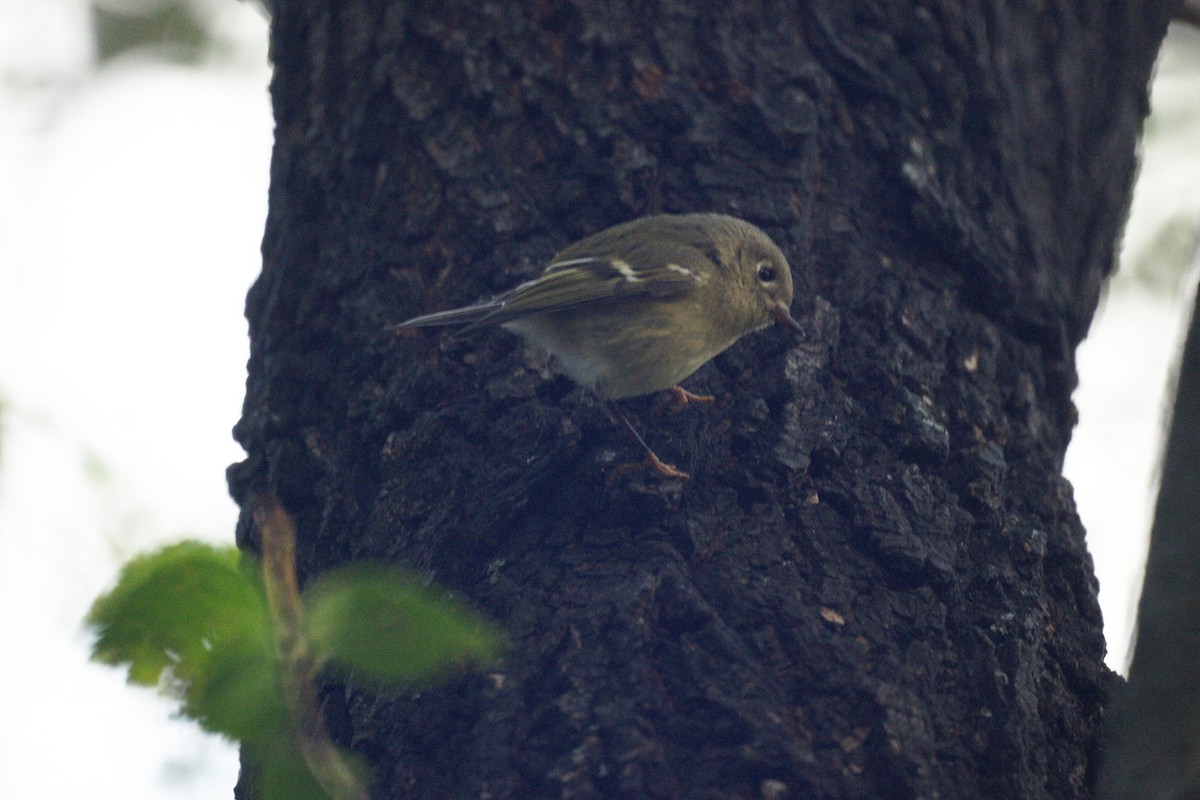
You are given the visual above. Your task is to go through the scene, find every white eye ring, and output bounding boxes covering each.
[757,262,777,283]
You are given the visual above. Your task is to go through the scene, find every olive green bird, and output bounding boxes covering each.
[394,212,803,480]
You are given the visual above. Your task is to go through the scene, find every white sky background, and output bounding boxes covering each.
[0,1,268,798]
[1067,22,1200,670]
[0,3,1196,799]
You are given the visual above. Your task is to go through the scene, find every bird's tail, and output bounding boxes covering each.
[388,300,503,330]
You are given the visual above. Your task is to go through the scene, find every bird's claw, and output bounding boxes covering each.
[608,451,690,483]
[658,386,715,416]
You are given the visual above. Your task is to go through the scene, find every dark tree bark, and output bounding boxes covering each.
[229,2,1173,798]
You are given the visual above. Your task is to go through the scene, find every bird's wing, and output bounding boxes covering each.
[394,254,706,330]
[489,255,704,318]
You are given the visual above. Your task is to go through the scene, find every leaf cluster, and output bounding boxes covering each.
[87,541,501,800]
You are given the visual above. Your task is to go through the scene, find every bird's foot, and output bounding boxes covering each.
[608,450,690,483]
[658,386,715,416]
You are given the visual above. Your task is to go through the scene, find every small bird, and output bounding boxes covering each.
[394,213,803,480]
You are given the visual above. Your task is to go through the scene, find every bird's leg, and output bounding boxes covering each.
[607,403,689,481]
[658,385,715,416]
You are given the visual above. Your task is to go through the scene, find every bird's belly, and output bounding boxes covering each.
[505,312,728,400]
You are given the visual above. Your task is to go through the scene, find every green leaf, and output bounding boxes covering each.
[247,734,365,800]
[87,542,499,800]
[85,541,280,740]
[305,564,502,688]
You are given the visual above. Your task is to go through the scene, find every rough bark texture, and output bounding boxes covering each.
[228,2,1173,798]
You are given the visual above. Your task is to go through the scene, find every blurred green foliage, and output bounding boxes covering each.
[87,540,501,800]
[307,563,503,688]
[92,0,213,64]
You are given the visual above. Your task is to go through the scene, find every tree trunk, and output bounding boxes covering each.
[229,2,1173,798]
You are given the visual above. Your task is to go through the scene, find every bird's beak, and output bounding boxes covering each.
[774,303,805,335]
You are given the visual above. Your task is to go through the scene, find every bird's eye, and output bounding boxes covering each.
[757,262,777,283]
